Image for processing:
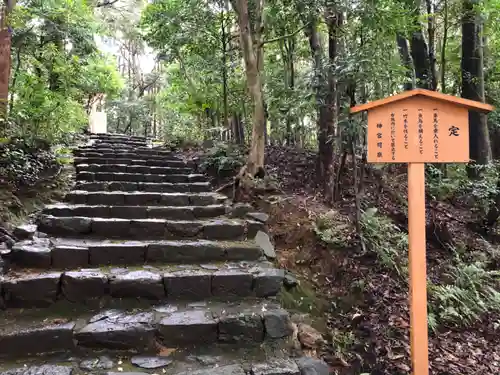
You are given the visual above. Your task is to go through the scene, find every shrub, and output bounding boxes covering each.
[0,139,60,187]
[200,143,246,176]
[429,256,500,329]
[359,208,408,278]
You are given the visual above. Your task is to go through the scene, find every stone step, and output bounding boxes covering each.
[77,164,193,175]
[1,262,282,307]
[93,138,146,145]
[0,347,326,375]
[44,203,226,220]
[0,300,292,357]
[90,133,148,141]
[76,172,205,184]
[74,151,183,160]
[75,148,175,157]
[11,238,263,268]
[65,191,226,206]
[74,156,189,168]
[37,216,264,240]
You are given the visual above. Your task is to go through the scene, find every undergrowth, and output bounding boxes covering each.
[315,207,500,329]
[199,142,246,177]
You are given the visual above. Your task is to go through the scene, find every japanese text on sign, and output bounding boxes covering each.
[367,96,470,163]
[433,109,439,160]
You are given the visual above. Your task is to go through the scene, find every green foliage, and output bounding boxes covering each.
[429,255,500,329]
[426,163,499,213]
[5,0,123,145]
[359,208,408,278]
[199,143,246,176]
[0,139,59,187]
[314,210,354,249]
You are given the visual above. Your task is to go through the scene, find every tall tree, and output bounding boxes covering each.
[461,0,491,174]
[231,0,266,177]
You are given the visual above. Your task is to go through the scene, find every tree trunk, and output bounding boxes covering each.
[441,0,448,93]
[221,0,230,138]
[0,0,14,125]
[462,0,491,175]
[409,0,432,89]
[321,8,342,202]
[425,0,438,90]
[232,0,266,176]
[396,34,415,90]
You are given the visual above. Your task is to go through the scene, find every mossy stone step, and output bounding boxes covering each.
[1,262,283,308]
[65,191,226,206]
[43,203,226,220]
[11,238,263,268]
[0,300,292,357]
[76,172,205,184]
[74,156,189,168]
[37,216,264,240]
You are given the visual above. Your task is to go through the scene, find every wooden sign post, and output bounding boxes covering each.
[350,89,494,375]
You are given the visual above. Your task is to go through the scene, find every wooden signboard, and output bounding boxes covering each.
[351,89,494,375]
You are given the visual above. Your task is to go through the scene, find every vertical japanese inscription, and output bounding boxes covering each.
[376,122,383,158]
[390,112,396,161]
[433,109,439,160]
[418,109,424,154]
[403,109,409,150]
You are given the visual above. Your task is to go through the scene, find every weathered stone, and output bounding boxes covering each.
[39,216,92,236]
[212,269,253,297]
[264,310,293,339]
[131,356,173,369]
[295,357,329,375]
[297,323,325,349]
[0,365,74,375]
[203,220,245,240]
[3,273,61,307]
[52,245,89,268]
[158,310,217,346]
[192,205,226,219]
[110,206,148,219]
[75,311,155,351]
[109,270,164,300]
[62,270,108,301]
[92,218,131,237]
[246,212,270,223]
[130,219,167,238]
[284,273,299,289]
[147,206,194,220]
[255,231,276,259]
[251,360,300,375]
[165,220,203,238]
[125,192,161,206]
[247,220,266,237]
[11,241,51,268]
[177,365,245,375]
[254,268,285,297]
[0,323,75,358]
[218,311,264,342]
[89,243,146,265]
[164,270,211,299]
[80,356,114,370]
[65,191,88,204]
[106,373,148,375]
[189,193,217,206]
[147,241,218,263]
[87,192,125,206]
[13,224,37,240]
[158,193,190,206]
[229,203,253,218]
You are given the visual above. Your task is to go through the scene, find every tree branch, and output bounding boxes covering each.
[96,0,119,7]
[260,23,309,47]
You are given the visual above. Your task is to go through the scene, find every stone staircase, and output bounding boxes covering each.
[0,133,328,375]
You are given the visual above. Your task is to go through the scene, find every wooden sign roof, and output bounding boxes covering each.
[350,89,494,114]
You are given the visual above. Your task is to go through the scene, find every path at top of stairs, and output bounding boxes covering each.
[0,133,328,375]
